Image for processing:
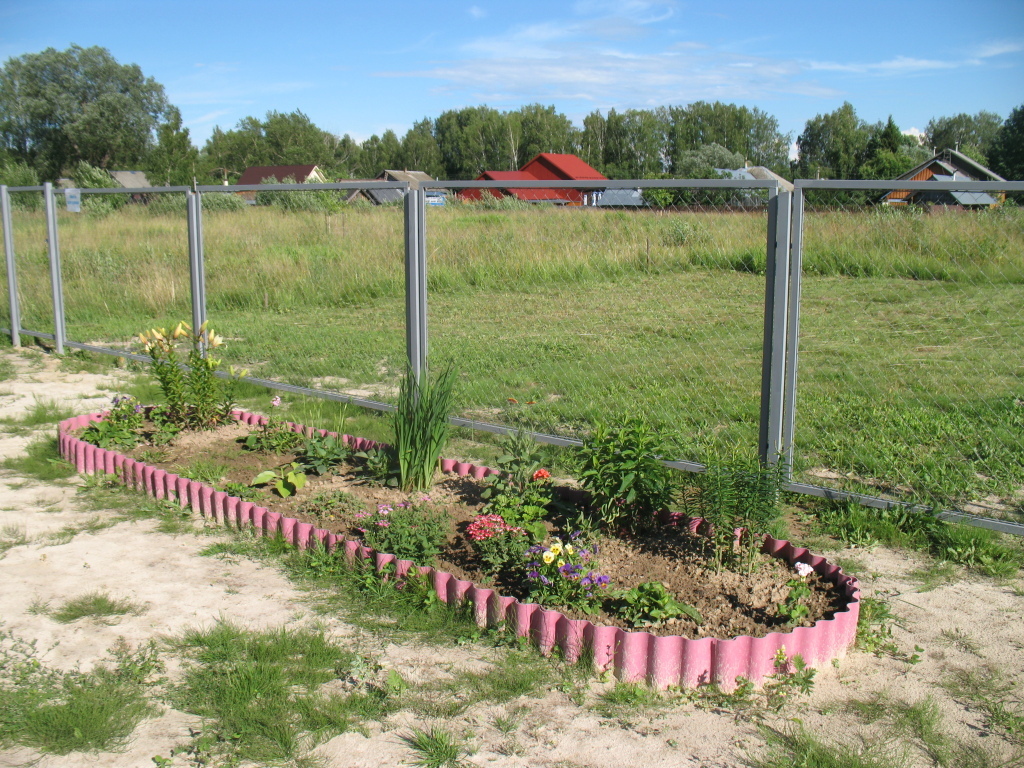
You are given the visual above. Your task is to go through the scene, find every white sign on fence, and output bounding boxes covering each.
[64,188,81,213]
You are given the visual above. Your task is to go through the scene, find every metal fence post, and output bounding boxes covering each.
[187,191,208,344]
[781,189,805,476]
[43,182,66,355]
[0,185,21,347]
[758,188,791,465]
[404,186,427,382]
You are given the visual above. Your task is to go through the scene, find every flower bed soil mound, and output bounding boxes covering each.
[117,419,846,641]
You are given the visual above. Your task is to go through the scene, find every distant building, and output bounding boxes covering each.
[237,165,327,201]
[461,153,607,205]
[883,149,1004,208]
[344,170,440,205]
[108,170,152,203]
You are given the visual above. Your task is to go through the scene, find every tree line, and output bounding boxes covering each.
[1,45,1021,188]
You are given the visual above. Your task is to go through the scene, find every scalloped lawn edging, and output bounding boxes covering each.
[57,409,861,690]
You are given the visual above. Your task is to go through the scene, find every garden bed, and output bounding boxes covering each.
[60,407,861,690]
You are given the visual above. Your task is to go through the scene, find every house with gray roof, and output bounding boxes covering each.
[883,149,1004,208]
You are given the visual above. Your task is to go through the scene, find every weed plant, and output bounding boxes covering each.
[394,362,458,492]
[242,396,306,453]
[0,436,77,482]
[0,631,162,755]
[812,499,1023,577]
[51,592,145,623]
[0,397,74,432]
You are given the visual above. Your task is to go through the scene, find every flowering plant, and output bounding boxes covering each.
[243,397,305,454]
[777,562,815,625]
[357,497,451,565]
[525,534,611,613]
[481,431,555,530]
[466,513,528,578]
[138,321,238,429]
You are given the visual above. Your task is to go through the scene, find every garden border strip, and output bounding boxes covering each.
[57,409,861,691]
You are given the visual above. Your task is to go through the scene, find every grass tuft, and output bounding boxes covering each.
[51,592,146,624]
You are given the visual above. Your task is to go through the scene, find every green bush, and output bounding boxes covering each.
[576,419,677,534]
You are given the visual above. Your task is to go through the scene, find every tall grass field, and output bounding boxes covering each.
[2,199,1022,516]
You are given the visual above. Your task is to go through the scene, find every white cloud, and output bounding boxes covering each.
[806,55,960,74]
[974,40,1024,58]
[468,5,486,19]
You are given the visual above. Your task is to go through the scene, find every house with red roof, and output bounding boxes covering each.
[461,153,606,205]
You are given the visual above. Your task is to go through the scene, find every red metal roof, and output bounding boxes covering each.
[237,165,320,185]
[521,153,606,181]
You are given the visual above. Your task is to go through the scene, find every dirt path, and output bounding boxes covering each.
[0,349,1021,768]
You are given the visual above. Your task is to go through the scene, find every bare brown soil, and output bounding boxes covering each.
[114,418,847,640]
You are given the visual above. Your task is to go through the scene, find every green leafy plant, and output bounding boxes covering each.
[682,451,788,573]
[612,581,703,628]
[242,396,305,454]
[480,431,555,528]
[357,498,451,565]
[393,362,458,492]
[220,481,264,503]
[524,535,611,613]
[297,432,351,475]
[777,579,812,625]
[80,395,143,450]
[354,445,399,487]
[251,462,307,498]
[576,419,676,534]
[138,322,239,430]
[298,489,367,525]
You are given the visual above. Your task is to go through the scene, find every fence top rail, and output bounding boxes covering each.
[3,185,45,193]
[424,178,779,191]
[195,181,410,193]
[794,179,1024,192]
[75,186,192,195]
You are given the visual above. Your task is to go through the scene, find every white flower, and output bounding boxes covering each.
[794,562,814,578]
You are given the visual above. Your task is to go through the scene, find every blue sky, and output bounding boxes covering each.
[2,0,1021,155]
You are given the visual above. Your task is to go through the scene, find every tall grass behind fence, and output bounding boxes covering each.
[56,193,193,344]
[425,200,770,455]
[793,196,1024,519]
[8,193,54,334]
[199,193,408,402]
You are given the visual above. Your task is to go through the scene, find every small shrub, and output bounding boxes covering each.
[297,433,351,475]
[576,420,676,534]
[242,396,306,454]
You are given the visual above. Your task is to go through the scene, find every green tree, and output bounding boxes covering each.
[668,101,789,173]
[399,119,443,177]
[988,105,1024,180]
[579,110,608,172]
[795,102,871,179]
[144,106,201,186]
[202,110,337,181]
[514,103,577,165]
[924,111,1003,164]
[603,108,668,178]
[672,142,745,178]
[0,45,168,180]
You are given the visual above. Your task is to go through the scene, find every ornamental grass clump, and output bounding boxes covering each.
[393,362,457,492]
[138,321,241,430]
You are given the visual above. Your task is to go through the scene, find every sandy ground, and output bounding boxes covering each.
[0,348,1022,768]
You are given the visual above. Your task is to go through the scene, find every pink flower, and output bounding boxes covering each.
[377,520,391,527]
[794,562,814,578]
[532,469,551,481]
[270,396,282,408]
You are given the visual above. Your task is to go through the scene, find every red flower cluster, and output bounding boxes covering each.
[532,468,551,481]
[466,513,524,542]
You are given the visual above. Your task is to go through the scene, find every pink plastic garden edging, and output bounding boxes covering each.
[58,408,861,690]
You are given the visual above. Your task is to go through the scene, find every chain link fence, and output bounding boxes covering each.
[1,177,1021,532]
[789,181,1024,525]
[422,179,779,468]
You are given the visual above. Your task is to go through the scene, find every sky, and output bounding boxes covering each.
[1,0,1022,157]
